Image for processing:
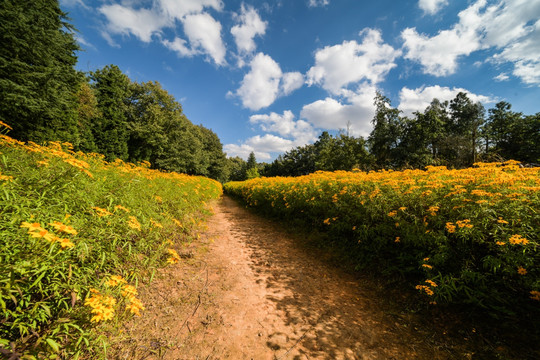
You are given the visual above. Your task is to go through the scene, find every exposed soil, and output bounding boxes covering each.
[107,196,515,359]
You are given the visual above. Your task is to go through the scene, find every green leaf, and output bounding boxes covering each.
[45,338,60,353]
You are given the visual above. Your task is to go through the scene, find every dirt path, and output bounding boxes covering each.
[110,196,459,359]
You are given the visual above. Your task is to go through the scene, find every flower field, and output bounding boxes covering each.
[0,122,222,358]
[224,163,539,315]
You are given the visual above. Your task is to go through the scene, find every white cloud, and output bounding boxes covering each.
[308,0,330,7]
[183,13,226,65]
[281,72,304,95]
[398,85,495,117]
[403,0,540,84]
[98,0,226,65]
[306,28,401,94]
[235,53,282,110]
[401,0,486,77]
[159,0,223,19]
[231,5,267,55]
[99,4,168,43]
[493,18,540,85]
[224,134,295,161]
[494,73,510,82]
[234,53,303,110]
[224,143,272,161]
[74,34,95,50]
[300,84,377,138]
[226,110,319,161]
[418,0,448,15]
[250,110,318,144]
[60,0,88,9]
[162,37,196,57]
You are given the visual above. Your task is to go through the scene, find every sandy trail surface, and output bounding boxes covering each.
[110,196,457,359]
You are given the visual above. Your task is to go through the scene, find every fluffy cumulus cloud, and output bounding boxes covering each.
[234,53,304,110]
[99,4,168,43]
[493,19,540,85]
[224,135,294,161]
[182,13,226,65]
[403,0,540,84]
[401,1,485,77]
[300,84,377,138]
[99,0,226,65]
[231,5,267,56]
[306,29,401,94]
[250,110,317,144]
[225,110,318,160]
[398,85,494,117]
[418,0,448,15]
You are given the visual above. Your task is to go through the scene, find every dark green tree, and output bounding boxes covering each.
[399,99,448,168]
[0,0,81,144]
[226,156,248,181]
[449,92,485,166]
[368,92,404,169]
[75,80,99,152]
[196,125,229,182]
[245,152,259,179]
[90,65,131,161]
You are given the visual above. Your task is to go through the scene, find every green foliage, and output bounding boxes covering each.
[225,156,248,181]
[262,131,371,177]
[245,167,260,179]
[90,65,131,161]
[0,129,222,358]
[0,0,82,145]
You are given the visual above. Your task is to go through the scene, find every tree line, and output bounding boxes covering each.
[0,0,230,182]
[260,92,539,177]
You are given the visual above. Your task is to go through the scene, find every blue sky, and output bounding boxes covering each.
[62,0,540,161]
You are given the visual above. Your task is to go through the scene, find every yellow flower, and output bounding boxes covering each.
[425,279,438,287]
[508,234,529,245]
[387,210,397,217]
[29,229,56,242]
[416,285,434,296]
[114,205,130,213]
[56,237,75,248]
[21,222,44,232]
[517,267,527,275]
[127,216,141,231]
[125,297,145,316]
[106,275,127,287]
[150,219,163,228]
[394,237,400,243]
[456,219,473,228]
[446,222,456,233]
[93,207,112,217]
[497,217,508,224]
[121,284,138,298]
[167,249,181,264]
[530,291,540,301]
[496,241,506,246]
[49,221,78,235]
[422,264,433,269]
